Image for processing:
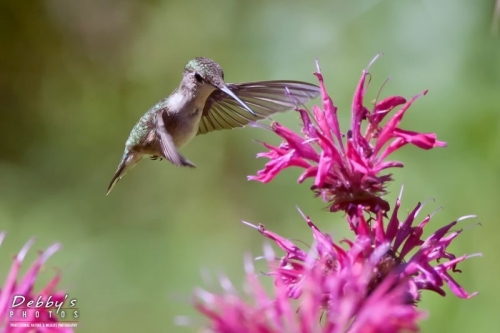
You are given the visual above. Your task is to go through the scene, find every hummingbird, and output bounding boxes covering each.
[107,57,320,195]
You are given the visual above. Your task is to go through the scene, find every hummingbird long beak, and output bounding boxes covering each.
[219,85,257,116]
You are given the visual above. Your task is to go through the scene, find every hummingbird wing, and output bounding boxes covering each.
[197,80,320,135]
[156,111,196,168]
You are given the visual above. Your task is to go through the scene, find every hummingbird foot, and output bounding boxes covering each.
[151,153,194,167]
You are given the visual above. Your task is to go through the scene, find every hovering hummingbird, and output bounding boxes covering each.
[107,57,320,194]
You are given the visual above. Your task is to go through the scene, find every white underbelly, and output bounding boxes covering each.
[171,111,203,148]
[165,86,215,148]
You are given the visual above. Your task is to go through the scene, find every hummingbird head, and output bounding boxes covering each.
[184,57,226,90]
[183,57,256,116]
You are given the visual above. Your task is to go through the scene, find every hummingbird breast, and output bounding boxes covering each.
[162,87,215,148]
[126,84,215,159]
[163,106,203,148]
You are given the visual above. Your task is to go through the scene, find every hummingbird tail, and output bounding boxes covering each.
[106,152,142,195]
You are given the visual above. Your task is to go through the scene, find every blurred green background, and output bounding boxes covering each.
[1,0,498,331]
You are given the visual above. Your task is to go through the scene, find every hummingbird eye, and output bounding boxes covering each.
[194,73,204,83]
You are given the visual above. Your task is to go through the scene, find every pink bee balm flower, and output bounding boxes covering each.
[243,196,477,306]
[349,188,479,300]
[194,241,425,333]
[193,196,477,332]
[0,233,73,333]
[249,55,446,214]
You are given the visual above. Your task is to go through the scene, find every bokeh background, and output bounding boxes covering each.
[1,0,499,331]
